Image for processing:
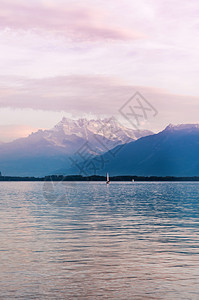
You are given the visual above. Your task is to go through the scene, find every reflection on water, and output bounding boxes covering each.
[0,182,199,299]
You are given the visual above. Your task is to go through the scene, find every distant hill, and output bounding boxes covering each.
[83,124,199,177]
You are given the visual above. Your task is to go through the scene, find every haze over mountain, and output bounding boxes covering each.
[0,117,152,176]
[87,124,199,177]
[1,120,199,177]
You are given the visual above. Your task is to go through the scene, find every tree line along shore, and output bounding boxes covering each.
[1,175,199,181]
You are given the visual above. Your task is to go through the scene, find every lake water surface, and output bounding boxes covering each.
[0,182,199,299]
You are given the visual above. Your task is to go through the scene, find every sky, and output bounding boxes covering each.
[0,0,199,141]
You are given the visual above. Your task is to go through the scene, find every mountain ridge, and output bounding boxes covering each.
[83,123,199,177]
[0,117,153,176]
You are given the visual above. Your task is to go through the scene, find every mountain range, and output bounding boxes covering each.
[0,118,152,176]
[1,119,199,177]
[88,124,199,177]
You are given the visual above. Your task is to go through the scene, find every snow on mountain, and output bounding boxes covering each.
[27,117,153,152]
[0,117,153,176]
[165,124,199,132]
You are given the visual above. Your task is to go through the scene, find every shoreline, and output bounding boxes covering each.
[1,175,199,182]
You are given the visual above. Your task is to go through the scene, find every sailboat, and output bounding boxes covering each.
[106,172,110,184]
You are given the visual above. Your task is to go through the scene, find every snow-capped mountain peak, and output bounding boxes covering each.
[0,117,154,176]
[50,117,153,144]
[165,123,199,132]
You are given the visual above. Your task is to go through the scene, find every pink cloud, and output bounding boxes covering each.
[0,74,199,134]
[0,124,38,142]
[0,1,144,41]
[0,75,199,128]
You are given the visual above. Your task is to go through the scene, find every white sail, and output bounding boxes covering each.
[106,172,110,184]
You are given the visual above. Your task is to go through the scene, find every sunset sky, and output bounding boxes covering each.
[0,0,199,141]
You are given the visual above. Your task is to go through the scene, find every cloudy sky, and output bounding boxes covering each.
[0,0,199,141]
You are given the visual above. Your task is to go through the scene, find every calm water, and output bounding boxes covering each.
[0,182,199,299]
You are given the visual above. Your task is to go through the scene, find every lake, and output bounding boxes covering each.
[0,182,199,299]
